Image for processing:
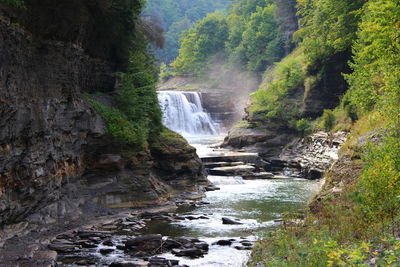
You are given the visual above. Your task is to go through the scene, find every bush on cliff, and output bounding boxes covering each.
[248,48,306,123]
[88,48,162,149]
[320,110,335,132]
[357,133,400,230]
[86,0,162,150]
[296,118,312,137]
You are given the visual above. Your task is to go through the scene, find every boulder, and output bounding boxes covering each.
[76,241,98,248]
[100,248,114,254]
[222,217,243,225]
[103,240,114,246]
[149,257,179,266]
[77,231,111,239]
[162,239,183,250]
[214,240,232,246]
[242,172,274,180]
[194,242,209,251]
[172,248,205,258]
[234,246,252,250]
[204,185,221,191]
[208,165,256,176]
[124,234,162,252]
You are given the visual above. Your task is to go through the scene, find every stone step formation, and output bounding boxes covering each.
[202,154,291,180]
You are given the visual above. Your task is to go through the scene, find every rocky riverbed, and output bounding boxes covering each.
[0,136,325,267]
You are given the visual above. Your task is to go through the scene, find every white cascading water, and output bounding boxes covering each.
[158,91,219,136]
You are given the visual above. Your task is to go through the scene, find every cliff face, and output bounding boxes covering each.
[0,13,206,227]
[223,50,351,158]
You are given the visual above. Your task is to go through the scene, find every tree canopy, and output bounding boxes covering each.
[143,0,233,63]
[172,0,289,76]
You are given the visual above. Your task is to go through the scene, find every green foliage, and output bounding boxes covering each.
[296,118,312,136]
[251,224,400,266]
[344,0,400,121]
[248,49,306,122]
[150,127,191,151]
[159,63,173,81]
[0,0,24,7]
[172,12,229,75]
[295,0,366,66]
[341,95,359,123]
[172,0,287,76]
[357,133,400,226]
[320,110,335,132]
[227,1,284,72]
[144,0,233,63]
[88,100,147,147]
[249,0,400,266]
[88,0,148,67]
[87,20,162,148]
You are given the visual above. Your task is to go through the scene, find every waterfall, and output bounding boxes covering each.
[158,91,219,136]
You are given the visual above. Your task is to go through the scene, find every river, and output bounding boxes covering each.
[53,91,321,266]
[140,135,322,267]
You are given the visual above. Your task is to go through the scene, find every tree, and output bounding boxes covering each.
[295,0,367,66]
[345,0,400,121]
[144,0,233,63]
[237,4,284,72]
[172,12,229,75]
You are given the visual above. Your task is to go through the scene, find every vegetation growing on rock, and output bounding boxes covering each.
[246,0,400,265]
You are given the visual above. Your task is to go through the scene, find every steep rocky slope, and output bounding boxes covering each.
[222,50,350,158]
[0,3,206,233]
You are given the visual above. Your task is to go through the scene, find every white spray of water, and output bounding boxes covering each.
[158,91,219,136]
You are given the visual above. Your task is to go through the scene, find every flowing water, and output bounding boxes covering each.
[150,91,321,266]
[158,91,219,136]
[56,92,321,267]
[141,136,322,267]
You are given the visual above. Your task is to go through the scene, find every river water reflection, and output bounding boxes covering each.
[141,136,322,267]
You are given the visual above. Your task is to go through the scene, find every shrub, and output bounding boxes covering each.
[321,110,335,132]
[88,100,147,148]
[159,63,173,81]
[87,45,162,148]
[296,118,312,136]
[248,48,306,122]
[357,133,400,229]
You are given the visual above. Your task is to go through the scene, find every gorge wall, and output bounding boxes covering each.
[0,2,206,230]
[222,50,351,158]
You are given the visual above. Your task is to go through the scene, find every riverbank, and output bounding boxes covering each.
[0,127,209,267]
[248,115,400,266]
[0,136,324,267]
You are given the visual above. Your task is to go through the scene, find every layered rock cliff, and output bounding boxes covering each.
[0,3,206,232]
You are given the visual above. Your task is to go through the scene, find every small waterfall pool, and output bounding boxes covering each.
[158,91,219,136]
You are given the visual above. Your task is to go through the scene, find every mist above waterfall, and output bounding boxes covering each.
[203,61,261,120]
[158,91,219,137]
